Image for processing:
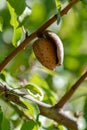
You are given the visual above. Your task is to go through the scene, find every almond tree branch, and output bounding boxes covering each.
[1,70,87,129]
[0,83,78,130]
[0,0,80,72]
[39,106,78,130]
[54,71,87,109]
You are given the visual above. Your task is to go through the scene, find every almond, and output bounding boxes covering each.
[33,31,64,70]
[44,31,64,66]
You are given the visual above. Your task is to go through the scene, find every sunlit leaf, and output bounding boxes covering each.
[20,98,40,120]
[58,125,64,130]
[55,0,61,11]
[7,2,22,46]
[25,83,43,100]
[29,73,56,104]
[12,27,22,46]
[7,2,18,28]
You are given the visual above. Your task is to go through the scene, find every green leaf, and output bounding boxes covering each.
[7,2,22,46]
[55,0,61,24]
[0,107,3,130]
[25,83,43,98]
[21,120,37,130]
[30,73,56,104]
[55,0,61,10]
[1,70,20,88]
[6,0,26,15]
[20,98,40,120]
[7,2,18,28]
[58,125,64,130]
[1,117,10,130]
[12,27,22,46]
[0,17,3,32]
[57,13,61,24]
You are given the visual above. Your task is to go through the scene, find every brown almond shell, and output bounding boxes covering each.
[33,37,57,70]
[44,31,64,66]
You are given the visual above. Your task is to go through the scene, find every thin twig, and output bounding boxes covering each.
[54,71,87,109]
[0,0,80,72]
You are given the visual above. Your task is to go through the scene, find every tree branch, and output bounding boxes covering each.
[54,71,87,109]
[39,106,78,130]
[1,70,86,130]
[0,83,78,130]
[0,0,80,72]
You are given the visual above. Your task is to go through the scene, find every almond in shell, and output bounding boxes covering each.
[33,31,64,70]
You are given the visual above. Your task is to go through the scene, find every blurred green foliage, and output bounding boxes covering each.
[0,0,87,130]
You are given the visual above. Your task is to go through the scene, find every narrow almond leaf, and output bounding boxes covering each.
[20,98,40,120]
[12,27,22,46]
[25,83,43,98]
[7,2,22,46]
[55,0,61,24]
[29,73,56,104]
[7,2,18,28]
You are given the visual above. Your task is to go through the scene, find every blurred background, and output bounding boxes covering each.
[0,0,87,130]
